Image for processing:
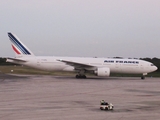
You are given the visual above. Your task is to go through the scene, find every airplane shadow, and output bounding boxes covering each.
[0,73,30,83]
[53,76,141,81]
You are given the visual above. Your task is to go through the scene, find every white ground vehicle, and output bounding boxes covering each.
[100,102,114,110]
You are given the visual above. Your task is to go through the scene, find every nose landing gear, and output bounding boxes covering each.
[141,76,145,79]
[141,73,147,80]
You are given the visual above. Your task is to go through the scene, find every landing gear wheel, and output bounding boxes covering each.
[83,75,86,78]
[76,75,79,78]
[75,75,87,79]
[141,76,145,80]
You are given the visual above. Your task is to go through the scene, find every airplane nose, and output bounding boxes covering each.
[155,66,158,71]
[150,65,158,72]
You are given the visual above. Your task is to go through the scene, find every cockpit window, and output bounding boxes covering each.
[151,64,154,66]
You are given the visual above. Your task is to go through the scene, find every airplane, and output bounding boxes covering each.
[6,32,157,79]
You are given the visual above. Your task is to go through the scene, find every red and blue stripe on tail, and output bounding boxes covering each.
[8,32,34,56]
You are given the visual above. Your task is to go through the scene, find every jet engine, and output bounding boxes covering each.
[95,67,110,77]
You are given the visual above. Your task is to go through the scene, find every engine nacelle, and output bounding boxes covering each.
[95,67,110,77]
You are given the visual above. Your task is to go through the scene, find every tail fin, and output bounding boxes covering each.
[8,32,34,57]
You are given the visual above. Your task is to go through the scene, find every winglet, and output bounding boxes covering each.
[8,32,34,57]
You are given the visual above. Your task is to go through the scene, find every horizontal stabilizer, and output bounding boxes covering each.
[6,57,27,62]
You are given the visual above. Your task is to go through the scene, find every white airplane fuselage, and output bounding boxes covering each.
[7,56,157,75]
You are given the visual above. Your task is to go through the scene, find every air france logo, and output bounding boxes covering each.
[104,60,139,64]
[8,33,31,55]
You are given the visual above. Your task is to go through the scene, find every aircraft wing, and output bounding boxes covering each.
[7,57,27,62]
[57,59,95,69]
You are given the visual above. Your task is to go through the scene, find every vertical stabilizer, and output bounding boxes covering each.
[8,32,34,57]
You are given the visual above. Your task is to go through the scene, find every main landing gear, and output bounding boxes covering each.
[75,75,87,79]
[75,70,87,79]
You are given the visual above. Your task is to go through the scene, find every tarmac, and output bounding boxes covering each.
[0,74,160,120]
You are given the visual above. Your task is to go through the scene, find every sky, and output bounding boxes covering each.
[0,0,160,58]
